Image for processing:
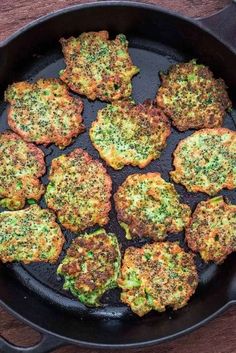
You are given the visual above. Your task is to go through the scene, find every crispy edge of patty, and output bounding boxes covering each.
[57,228,121,306]
[89,100,171,169]
[59,31,139,101]
[156,60,232,131]
[185,196,236,264]
[5,78,85,149]
[114,172,191,240]
[0,205,65,264]
[170,127,236,195]
[45,148,112,232]
[0,131,45,210]
[118,241,198,316]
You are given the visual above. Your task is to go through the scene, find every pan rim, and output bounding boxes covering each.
[0,296,235,349]
[0,0,236,56]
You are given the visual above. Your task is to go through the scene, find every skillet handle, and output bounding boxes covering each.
[196,1,236,50]
[0,333,65,353]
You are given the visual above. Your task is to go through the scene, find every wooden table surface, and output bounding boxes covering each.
[0,0,235,352]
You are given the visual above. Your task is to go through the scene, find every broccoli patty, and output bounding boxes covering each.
[89,100,171,169]
[57,229,121,306]
[45,148,112,232]
[170,128,236,195]
[0,131,45,210]
[60,31,139,101]
[114,173,191,241]
[5,79,84,149]
[0,205,65,264]
[118,242,198,316]
[156,59,231,131]
[186,196,236,264]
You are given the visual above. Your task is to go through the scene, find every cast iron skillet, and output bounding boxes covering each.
[0,1,236,352]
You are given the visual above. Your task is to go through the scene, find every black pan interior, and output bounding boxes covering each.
[0,3,235,346]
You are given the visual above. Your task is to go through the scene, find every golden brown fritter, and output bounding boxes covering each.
[186,196,236,264]
[0,205,65,264]
[170,128,236,195]
[156,60,231,131]
[118,242,198,316]
[89,100,171,169]
[114,173,191,241]
[5,79,84,149]
[57,229,121,306]
[45,148,112,232]
[0,131,45,210]
[60,31,139,101]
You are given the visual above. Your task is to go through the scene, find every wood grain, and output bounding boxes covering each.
[0,0,230,42]
[1,305,236,353]
[0,1,235,353]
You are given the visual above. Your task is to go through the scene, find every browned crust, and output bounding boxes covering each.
[0,131,46,209]
[90,100,171,169]
[118,241,198,316]
[114,172,191,240]
[59,230,120,297]
[6,79,85,148]
[39,209,65,265]
[20,208,65,265]
[0,206,65,264]
[60,32,109,101]
[131,102,171,168]
[46,148,112,232]
[156,61,232,131]
[185,197,236,264]
[2,131,46,175]
[170,128,236,194]
[59,31,139,102]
